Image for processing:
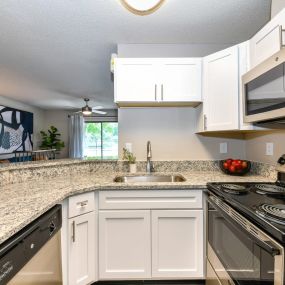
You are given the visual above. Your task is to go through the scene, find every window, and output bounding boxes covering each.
[83,122,118,160]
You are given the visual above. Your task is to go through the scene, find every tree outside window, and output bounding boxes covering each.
[83,122,118,160]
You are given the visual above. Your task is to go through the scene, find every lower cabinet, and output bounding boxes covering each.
[68,212,96,285]
[151,210,204,278]
[65,190,204,284]
[99,210,151,279]
[98,207,204,280]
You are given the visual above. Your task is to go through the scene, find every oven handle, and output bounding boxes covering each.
[208,195,281,257]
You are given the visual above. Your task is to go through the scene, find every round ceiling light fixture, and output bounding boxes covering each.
[120,0,165,16]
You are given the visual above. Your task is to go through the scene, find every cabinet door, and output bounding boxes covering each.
[114,58,157,102]
[68,212,96,285]
[160,58,202,102]
[99,210,151,280]
[203,46,239,131]
[249,9,285,68]
[151,210,204,278]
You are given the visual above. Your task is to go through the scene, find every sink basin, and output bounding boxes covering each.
[113,174,186,183]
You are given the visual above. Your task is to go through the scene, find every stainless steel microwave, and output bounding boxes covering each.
[242,48,285,123]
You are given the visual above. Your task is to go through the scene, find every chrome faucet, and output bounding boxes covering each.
[146,141,154,173]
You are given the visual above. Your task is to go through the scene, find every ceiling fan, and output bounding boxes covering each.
[75,98,107,116]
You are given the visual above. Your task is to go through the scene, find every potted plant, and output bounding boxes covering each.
[40,126,65,157]
[122,148,137,173]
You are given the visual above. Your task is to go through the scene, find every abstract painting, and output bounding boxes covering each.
[0,106,33,154]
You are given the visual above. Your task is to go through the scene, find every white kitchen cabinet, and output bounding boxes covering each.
[114,58,202,106]
[160,58,202,102]
[99,190,203,210]
[68,212,96,285]
[114,59,157,103]
[197,41,265,133]
[202,45,239,131]
[98,190,205,280]
[249,8,285,68]
[99,210,151,280]
[151,210,204,278]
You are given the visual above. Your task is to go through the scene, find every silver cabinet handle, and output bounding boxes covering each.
[72,221,76,242]
[161,84,164,101]
[155,84,157,101]
[203,114,207,131]
[77,200,88,207]
[281,25,285,48]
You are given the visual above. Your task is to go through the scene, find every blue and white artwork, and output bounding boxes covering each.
[0,106,33,154]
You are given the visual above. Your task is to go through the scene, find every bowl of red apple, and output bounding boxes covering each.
[219,158,251,176]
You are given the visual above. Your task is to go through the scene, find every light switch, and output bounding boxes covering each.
[220,142,228,154]
[266,143,274,156]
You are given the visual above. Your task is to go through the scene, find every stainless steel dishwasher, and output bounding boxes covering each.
[0,205,62,285]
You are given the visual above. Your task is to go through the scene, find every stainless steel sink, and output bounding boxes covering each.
[113,174,186,183]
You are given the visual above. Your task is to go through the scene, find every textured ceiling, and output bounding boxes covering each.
[0,0,271,110]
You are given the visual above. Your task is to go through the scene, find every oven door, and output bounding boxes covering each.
[207,193,284,285]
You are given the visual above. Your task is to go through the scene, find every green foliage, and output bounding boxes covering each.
[40,126,65,151]
[84,122,118,160]
[122,148,136,164]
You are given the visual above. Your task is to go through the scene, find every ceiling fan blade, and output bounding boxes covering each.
[92,106,104,110]
[93,110,107,115]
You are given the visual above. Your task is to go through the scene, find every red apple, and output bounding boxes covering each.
[241,161,248,169]
[229,165,236,173]
[223,162,229,169]
[226,159,233,165]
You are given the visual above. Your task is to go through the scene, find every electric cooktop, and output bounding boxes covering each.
[207,181,285,244]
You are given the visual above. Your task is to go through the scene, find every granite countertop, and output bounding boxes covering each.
[0,170,274,245]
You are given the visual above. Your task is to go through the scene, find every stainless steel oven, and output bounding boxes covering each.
[242,48,285,123]
[206,193,284,285]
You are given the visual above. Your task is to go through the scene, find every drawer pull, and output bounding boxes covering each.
[77,200,88,207]
[72,221,76,242]
[280,25,285,48]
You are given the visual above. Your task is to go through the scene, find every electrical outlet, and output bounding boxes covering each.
[125,143,132,152]
[266,143,274,156]
[220,142,228,154]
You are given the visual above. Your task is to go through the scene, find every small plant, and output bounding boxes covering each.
[122,148,136,164]
[40,126,65,151]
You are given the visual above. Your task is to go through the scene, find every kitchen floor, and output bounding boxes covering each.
[95,281,205,285]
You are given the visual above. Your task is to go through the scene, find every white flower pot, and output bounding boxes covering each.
[129,163,137,173]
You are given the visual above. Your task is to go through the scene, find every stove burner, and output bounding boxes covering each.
[255,184,285,195]
[256,204,285,225]
[220,184,248,194]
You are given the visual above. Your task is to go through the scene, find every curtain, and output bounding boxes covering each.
[69,114,84,158]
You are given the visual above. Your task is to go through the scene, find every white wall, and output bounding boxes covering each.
[43,110,70,158]
[119,108,245,161]
[118,44,231,58]
[0,95,45,149]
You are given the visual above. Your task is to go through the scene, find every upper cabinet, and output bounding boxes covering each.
[159,59,202,102]
[250,8,285,68]
[202,46,240,131]
[114,58,202,106]
[197,41,264,133]
[114,59,157,103]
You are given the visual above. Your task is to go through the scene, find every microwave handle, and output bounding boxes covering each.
[280,25,285,48]
[208,196,281,256]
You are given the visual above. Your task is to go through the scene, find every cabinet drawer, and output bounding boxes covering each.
[68,192,95,218]
[99,190,203,210]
